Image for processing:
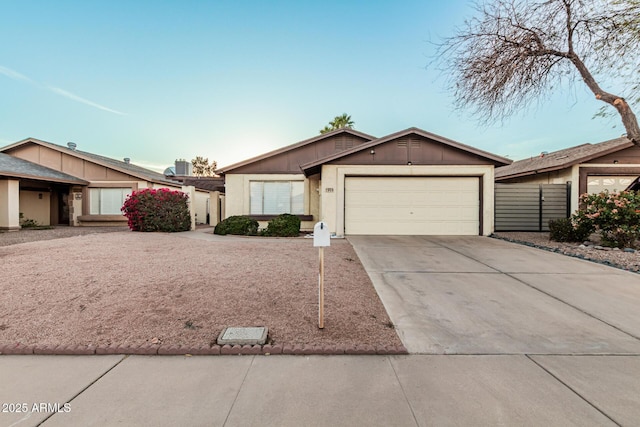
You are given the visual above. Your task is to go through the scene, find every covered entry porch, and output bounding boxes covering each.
[0,153,88,230]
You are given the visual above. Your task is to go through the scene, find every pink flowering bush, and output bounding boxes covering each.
[121,188,191,232]
[576,190,640,248]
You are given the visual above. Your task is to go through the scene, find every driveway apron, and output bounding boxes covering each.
[348,235,640,355]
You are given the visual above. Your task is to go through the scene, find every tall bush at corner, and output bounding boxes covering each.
[121,188,191,232]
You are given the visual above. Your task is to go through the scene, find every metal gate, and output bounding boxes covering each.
[495,183,570,231]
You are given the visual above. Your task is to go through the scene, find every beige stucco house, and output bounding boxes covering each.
[0,138,215,230]
[495,136,640,213]
[217,127,511,236]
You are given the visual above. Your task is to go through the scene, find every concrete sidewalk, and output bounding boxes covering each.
[3,353,639,426]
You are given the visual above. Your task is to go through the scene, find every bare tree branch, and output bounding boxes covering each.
[434,0,640,144]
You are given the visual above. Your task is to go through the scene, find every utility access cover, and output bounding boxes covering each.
[217,327,268,345]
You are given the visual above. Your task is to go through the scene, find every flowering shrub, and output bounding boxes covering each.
[577,190,640,248]
[121,188,191,232]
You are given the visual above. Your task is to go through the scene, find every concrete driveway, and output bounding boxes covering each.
[349,235,640,355]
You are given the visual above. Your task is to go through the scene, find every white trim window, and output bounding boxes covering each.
[250,181,304,215]
[89,188,131,215]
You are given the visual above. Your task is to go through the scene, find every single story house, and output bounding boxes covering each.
[495,136,640,213]
[217,127,511,236]
[0,138,215,230]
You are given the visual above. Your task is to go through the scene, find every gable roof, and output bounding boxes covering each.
[300,127,512,176]
[216,128,376,174]
[1,138,179,186]
[0,152,89,184]
[495,137,633,180]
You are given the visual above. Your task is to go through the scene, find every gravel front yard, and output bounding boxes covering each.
[0,230,402,352]
[492,231,640,272]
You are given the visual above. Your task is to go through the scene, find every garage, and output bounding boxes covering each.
[345,176,480,235]
[298,127,510,236]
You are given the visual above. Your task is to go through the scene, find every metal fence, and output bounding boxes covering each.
[495,183,570,231]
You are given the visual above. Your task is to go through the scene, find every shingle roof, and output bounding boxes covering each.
[495,137,634,180]
[0,153,89,184]
[1,138,180,186]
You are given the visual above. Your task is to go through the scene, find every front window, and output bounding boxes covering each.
[90,188,131,215]
[250,181,304,215]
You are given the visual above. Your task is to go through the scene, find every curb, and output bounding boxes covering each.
[0,343,408,356]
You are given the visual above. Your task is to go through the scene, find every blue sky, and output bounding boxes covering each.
[0,1,627,172]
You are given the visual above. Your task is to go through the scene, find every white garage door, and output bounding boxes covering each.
[345,177,480,235]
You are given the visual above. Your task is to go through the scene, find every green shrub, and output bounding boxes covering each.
[214,215,258,235]
[549,217,593,242]
[19,213,40,228]
[121,188,191,232]
[579,190,640,248]
[261,213,301,237]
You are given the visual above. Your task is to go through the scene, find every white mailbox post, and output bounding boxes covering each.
[313,221,330,329]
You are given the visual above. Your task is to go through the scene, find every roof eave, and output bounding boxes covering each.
[0,171,89,185]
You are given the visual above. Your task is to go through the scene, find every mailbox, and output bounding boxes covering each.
[313,221,330,247]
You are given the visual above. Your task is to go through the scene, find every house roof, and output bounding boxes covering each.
[0,152,89,185]
[0,138,180,186]
[495,137,634,180]
[176,177,225,192]
[216,128,376,174]
[300,127,512,176]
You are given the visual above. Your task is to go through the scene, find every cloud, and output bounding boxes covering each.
[0,65,33,82]
[0,64,126,116]
[48,86,126,116]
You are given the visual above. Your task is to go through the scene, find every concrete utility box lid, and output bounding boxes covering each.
[217,327,268,345]
[313,221,330,247]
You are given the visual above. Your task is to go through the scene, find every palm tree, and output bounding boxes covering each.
[319,113,355,134]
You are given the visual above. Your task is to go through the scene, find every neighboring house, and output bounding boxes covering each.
[0,138,214,230]
[217,127,511,236]
[495,136,640,214]
[166,173,226,225]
